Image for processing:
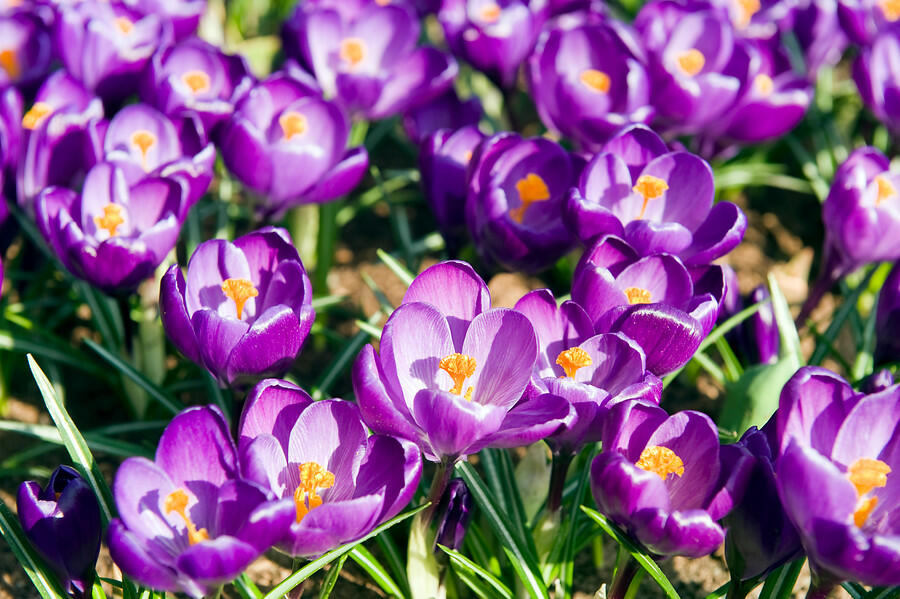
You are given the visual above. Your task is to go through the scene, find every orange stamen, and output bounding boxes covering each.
[875,175,897,205]
[293,462,335,523]
[754,73,774,95]
[339,38,366,68]
[579,69,611,94]
[221,278,258,320]
[509,172,551,224]
[181,70,211,94]
[164,489,210,545]
[22,102,53,130]
[479,3,502,22]
[632,174,669,219]
[624,287,652,305]
[556,347,592,378]
[439,353,477,401]
[848,458,891,527]
[0,49,20,79]
[734,0,761,27]
[130,130,157,171]
[676,49,705,76]
[94,204,125,237]
[279,111,308,140]
[636,446,685,481]
[115,17,134,34]
[880,0,900,21]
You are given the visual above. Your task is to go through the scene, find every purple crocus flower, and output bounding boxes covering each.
[353,260,571,463]
[284,2,456,119]
[123,0,206,40]
[108,405,292,599]
[875,261,900,365]
[775,366,900,587]
[34,162,184,294]
[591,400,752,558]
[571,235,723,376]
[402,88,482,145]
[527,17,654,151]
[854,27,900,134]
[55,1,171,101]
[565,124,746,262]
[419,125,487,252]
[466,132,578,273]
[159,227,315,387]
[792,0,847,78]
[141,38,255,138]
[438,0,543,88]
[17,466,101,599]
[219,66,368,217]
[838,0,899,45]
[0,86,22,185]
[0,10,52,89]
[237,379,421,557]
[722,423,803,581]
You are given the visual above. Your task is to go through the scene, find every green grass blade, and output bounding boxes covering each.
[809,268,876,366]
[0,328,109,378]
[376,248,415,288]
[0,421,153,459]
[0,501,67,599]
[233,573,263,599]
[866,587,900,599]
[439,544,514,599]
[317,552,349,599]
[375,531,410,598]
[757,558,804,599]
[349,546,406,598]
[561,448,595,598]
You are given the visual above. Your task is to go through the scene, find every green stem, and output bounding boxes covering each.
[546,451,573,514]
[313,201,340,296]
[608,549,641,599]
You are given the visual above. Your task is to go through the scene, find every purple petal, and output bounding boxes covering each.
[463,309,537,409]
[352,344,419,441]
[239,378,313,450]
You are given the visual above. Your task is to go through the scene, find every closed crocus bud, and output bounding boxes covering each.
[860,368,895,393]
[237,379,422,558]
[17,466,102,599]
[219,66,368,218]
[402,88,482,145]
[439,0,543,88]
[875,262,900,364]
[284,2,457,119]
[141,38,255,138]
[740,284,780,365]
[0,10,53,89]
[466,132,578,273]
[0,86,23,184]
[434,478,472,551]
[159,227,315,387]
[528,16,654,151]
[854,27,900,134]
[35,162,185,294]
[55,1,171,102]
[123,0,206,40]
[838,0,899,45]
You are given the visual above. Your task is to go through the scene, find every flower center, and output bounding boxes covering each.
[221,278,258,320]
[279,111,308,140]
[181,70,211,94]
[509,172,551,224]
[676,49,705,77]
[164,489,210,545]
[880,0,900,21]
[632,174,668,220]
[579,69,611,94]
[439,353,477,401]
[875,175,897,205]
[636,446,685,481]
[22,101,52,130]
[94,204,125,237]
[130,130,157,171]
[339,38,366,68]
[294,462,335,523]
[0,49,19,79]
[624,286,652,304]
[734,0,760,27]
[115,16,134,35]
[479,3,502,22]
[556,347,592,378]
[754,73,774,95]
[847,457,891,527]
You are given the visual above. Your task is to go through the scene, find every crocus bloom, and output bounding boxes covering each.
[838,0,899,45]
[527,17,654,150]
[141,38,255,137]
[108,406,292,599]
[466,132,577,273]
[875,262,900,365]
[438,0,543,88]
[237,379,421,557]
[219,67,367,217]
[0,10,52,89]
[775,366,900,586]
[571,235,722,376]
[591,400,751,557]
[35,162,184,294]
[434,478,472,551]
[122,0,206,40]
[853,28,900,134]
[17,466,101,599]
[284,2,456,119]
[792,0,847,77]
[55,1,171,101]
[565,124,746,262]
[402,88,482,145]
[353,261,571,462]
[159,227,315,387]
[0,86,22,184]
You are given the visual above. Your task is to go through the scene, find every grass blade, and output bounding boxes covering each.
[349,546,406,599]
[375,531,410,598]
[376,248,415,288]
[439,544,514,599]
[317,552,349,599]
[0,501,67,599]
[757,558,804,599]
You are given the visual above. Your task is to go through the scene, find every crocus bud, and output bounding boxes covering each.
[860,368,895,393]
[17,466,101,599]
[434,478,472,552]
[854,27,900,134]
[0,10,53,90]
[875,262,900,365]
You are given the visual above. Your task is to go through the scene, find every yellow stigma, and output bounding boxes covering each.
[624,286,652,305]
[556,347,592,378]
[463,149,473,162]
[636,446,685,481]
[375,0,391,4]
[479,3,502,22]
[848,458,891,527]
[0,49,20,79]
[439,353,477,401]
[579,69,611,94]
[509,172,551,224]
[164,489,210,545]
[632,174,669,219]
[293,462,335,523]
[676,49,705,77]
[94,204,125,237]
[115,16,134,34]
[22,101,53,130]
[754,73,774,95]
[734,0,761,27]
[221,278,258,320]
[875,175,897,205]
[181,70,211,94]
[130,130,157,171]
[279,111,308,140]
[339,38,366,68]
[880,0,900,21]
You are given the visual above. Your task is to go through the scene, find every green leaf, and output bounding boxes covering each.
[757,558,804,599]
[0,420,152,459]
[375,531,410,598]
[318,552,350,598]
[866,587,900,599]
[232,573,263,599]
[718,357,799,436]
[580,506,680,599]
[349,546,406,599]
[809,267,877,366]
[439,544,514,599]
[842,583,866,599]
[312,311,383,400]
[768,274,803,367]
[261,504,426,599]
[0,328,109,378]
[376,248,415,288]
[0,501,68,599]
[561,447,595,599]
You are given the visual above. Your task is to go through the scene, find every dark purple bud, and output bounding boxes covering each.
[434,478,473,552]
[403,89,482,145]
[0,86,23,184]
[875,262,900,365]
[746,285,779,365]
[17,466,101,599]
[853,27,900,135]
[860,368,895,393]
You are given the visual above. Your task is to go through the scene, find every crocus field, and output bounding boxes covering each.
[2,0,900,598]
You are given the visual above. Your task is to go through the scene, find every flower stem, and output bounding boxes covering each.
[608,548,642,599]
[546,451,573,514]
[422,459,455,529]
